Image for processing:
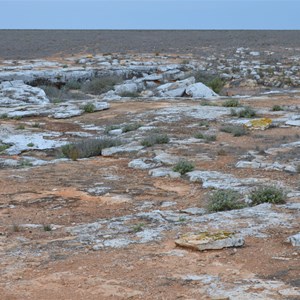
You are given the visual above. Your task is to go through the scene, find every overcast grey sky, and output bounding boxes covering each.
[0,0,299,29]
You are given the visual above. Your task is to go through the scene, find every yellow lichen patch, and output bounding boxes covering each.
[180,231,234,243]
[244,118,272,130]
[86,54,94,58]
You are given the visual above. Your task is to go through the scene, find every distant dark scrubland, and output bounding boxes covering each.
[0,30,300,60]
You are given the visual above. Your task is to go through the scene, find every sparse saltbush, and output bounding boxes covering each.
[231,106,256,118]
[0,113,8,119]
[198,120,210,128]
[208,189,245,212]
[220,125,248,137]
[217,149,227,156]
[250,186,286,206]
[65,80,82,90]
[194,133,217,142]
[104,125,121,134]
[43,224,52,231]
[19,159,33,168]
[200,100,217,106]
[83,103,96,113]
[27,143,34,147]
[141,134,169,147]
[119,91,140,98]
[222,99,240,107]
[272,105,284,111]
[81,76,122,95]
[193,71,224,94]
[132,223,145,233]
[61,138,122,160]
[16,124,25,130]
[0,144,10,153]
[122,123,141,133]
[172,160,195,175]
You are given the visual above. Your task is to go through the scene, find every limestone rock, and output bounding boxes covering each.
[175,231,244,251]
[287,232,300,246]
[114,83,138,95]
[149,167,181,178]
[0,80,49,106]
[185,82,219,98]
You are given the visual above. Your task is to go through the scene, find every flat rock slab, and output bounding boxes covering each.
[175,231,244,251]
[287,232,300,246]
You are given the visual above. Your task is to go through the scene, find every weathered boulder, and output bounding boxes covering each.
[175,231,244,251]
[156,77,195,97]
[0,80,49,106]
[287,232,300,246]
[114,83,138,95]
[185,82,219,98]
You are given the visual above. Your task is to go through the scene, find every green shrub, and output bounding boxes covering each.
[65,80,82,90]
[0,144,10,153]
[83,103,96,113]
[16,125,25,130]
[43,224,52,231]
[0,114,8,119]
[222,99,240,107]
[61,138,121,160]
[81,76,122,95]
[237,107,256,118]
[27,143,34,147]
[204,134,217,142]
[141,134,169,147]
[220,125,247,137]
[119,91,140,98]
[194,132,204,139]
[207,77,224,94]
[208,189,245,212]
[272,105,284,111]
[122,123,141,133]
[104,125,121,134]
[250,186,286,206]
[173,160,195,175]
[198,120,210,128]
[193,71,224,94]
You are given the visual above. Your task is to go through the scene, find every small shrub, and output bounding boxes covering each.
[208,189,245,212]
[81,76,122,95]
[0,114,8,119]
[204,134,217,142]
[43,224,52,231]
[272,105,284,111]
[194,132,204,139]
[0,144,10,153]
[104,125,121,134]
[19,159,33,168]
[296,164,300,173]
[119,91,140,98]
[250,186,286,206]
[220,125,247,137]
[222,99,240,107]
[200,100,217,106]
[61,138,121,160]
[207,77,224,94]
[32,122,41,128]
[199,120,210,128]
[230,108,238,116]
[173,160,195,175]
[217,149,227,156]
[27,143,34,147]
[122,123,141,133]
[12,224,21,232]
[83,103,96,113]
[16,125,25,130]
[132,223,145,233]
[65,80,82,90]
[141,134,169,147]
[237,107,256,118]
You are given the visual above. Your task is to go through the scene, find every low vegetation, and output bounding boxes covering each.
[222,99,240,107]
[208,189,246,212]
[220,124,248,136]
[194,132,217,142]
[231,106,256,118]
[122,123,142,133]
[194,71,224,94]
[119,91,140,98]
[61,138,121,160]
[141,134,170,147]
[83,103,96,113]
[173,160,195,175]
[81,76,122,95]
[272,105,284,111]
[250,186,286,206]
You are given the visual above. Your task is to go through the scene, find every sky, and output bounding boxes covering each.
[0,0,299,30]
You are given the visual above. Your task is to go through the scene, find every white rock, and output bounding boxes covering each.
[101,144,144,156]
[114,83,138,95]
[287,232,300,246]
[185,82,219,98]
[286,120,300,127]
[0,80,49,106]
[149,167,181,178]
[128,158,156,170]
[153,151,181,165]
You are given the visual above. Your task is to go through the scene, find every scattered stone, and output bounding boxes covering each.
[185,82,219,98]
[175,231,244,251]
[149,167,181,178]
